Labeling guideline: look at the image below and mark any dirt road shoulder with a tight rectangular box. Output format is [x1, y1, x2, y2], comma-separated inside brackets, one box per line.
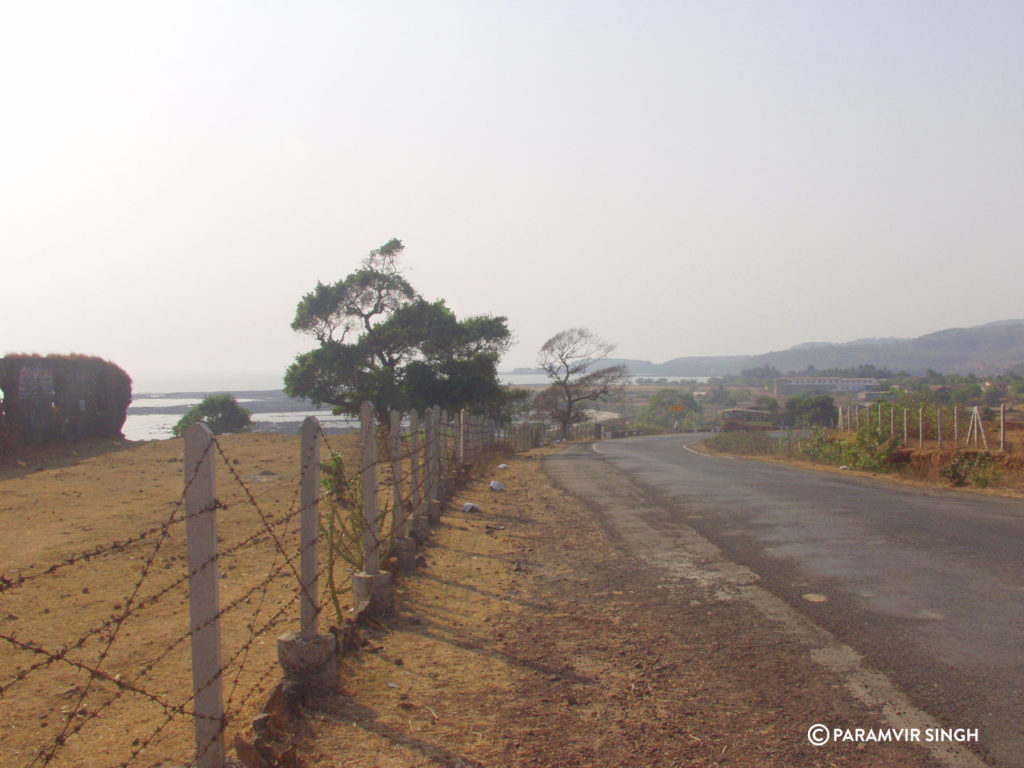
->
[299, 444, 950, 767]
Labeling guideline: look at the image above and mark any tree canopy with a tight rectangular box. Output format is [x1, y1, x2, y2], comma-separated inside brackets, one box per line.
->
[783, 394, 836, 428]
[173, 394, 252, 437]
[285, 240, 514, 420]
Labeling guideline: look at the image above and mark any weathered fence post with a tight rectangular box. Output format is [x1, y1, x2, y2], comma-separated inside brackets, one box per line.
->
[440, 408, 454, 500]
[954, 406, 959, 447]
[427, 405, 442, 523]
[299, 416, 320, 639]
[278, 417, 337, 697]
[460, 411, 468, 466]
[184, 423, 224, 768]
[391, 409, 416, 572]
[919, 408, 924, 449]
[352, 402, 393, 614]
[937, 407, 943, 449]
[409, 410, 428, 543]
[1001, 403, 1006, 452]
[902, 408, 908, 445]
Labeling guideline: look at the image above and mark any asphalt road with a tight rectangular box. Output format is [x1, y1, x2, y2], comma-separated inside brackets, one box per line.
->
[546, 435, 1024, 768]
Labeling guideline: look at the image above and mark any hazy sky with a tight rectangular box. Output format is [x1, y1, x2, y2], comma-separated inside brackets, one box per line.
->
[4, 1, 1022, 392]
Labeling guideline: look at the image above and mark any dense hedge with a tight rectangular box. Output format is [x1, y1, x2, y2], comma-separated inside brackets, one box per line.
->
[0, 354, 132, 453]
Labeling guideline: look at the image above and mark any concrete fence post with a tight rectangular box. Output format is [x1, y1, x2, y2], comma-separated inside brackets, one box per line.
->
[440, 408, 450, 486]
[353, 402, 393, 615]
[277, 416, 337, 698]
[919, 408, 924, 449]
[391, 409, 416, 572]
[408, 410, 428, 543]
[459, 408, 466, 466]
[184, 423, 225, 768]
[299, 416, 320, 640]
[937, 407, 943, 449]
[954, 406, 959, 447]
[1001, 403, 1006, 452]
[390, 410, 405, 538]
[426, 406, 442, 523]
[410, 410, 422, 513]
[361, 402, 380, 575]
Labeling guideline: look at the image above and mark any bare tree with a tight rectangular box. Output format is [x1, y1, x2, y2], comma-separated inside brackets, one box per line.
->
[536, 328, 627, 438]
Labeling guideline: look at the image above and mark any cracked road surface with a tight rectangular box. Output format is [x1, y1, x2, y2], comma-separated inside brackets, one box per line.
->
[545, 435, 1024, 768]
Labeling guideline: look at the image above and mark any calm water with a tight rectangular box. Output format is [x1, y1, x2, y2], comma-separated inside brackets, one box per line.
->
[123, 374, 710, 441]
[123, 393, 357, 441]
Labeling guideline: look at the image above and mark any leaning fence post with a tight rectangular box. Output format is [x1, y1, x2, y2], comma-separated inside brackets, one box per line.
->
[352, 402, 393, 615]
[184, 423, 224, 768]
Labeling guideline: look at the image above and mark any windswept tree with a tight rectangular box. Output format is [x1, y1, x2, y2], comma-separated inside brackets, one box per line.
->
[172, 394, 251, 437]
[285, 239, 514, 420]
[536, 328, 626, 438]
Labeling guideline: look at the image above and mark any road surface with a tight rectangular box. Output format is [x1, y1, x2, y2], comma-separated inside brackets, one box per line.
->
[545, 434, 1024, 768]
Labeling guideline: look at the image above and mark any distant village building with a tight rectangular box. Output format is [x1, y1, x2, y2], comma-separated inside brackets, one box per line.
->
[773, 377, 880, 396]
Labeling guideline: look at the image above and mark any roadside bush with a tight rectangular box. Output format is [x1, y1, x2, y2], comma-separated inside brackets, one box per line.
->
[172, 394, 252, 437]
[941, 451, 1000, 487]
[703, 431, 775, 455]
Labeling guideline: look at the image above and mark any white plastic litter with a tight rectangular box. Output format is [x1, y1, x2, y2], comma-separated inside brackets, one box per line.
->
[462, 503, 483, 513]
[498, 463, 510, 470]
[489, 480, 506, 491]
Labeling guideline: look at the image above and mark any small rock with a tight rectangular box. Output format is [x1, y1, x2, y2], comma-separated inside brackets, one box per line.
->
[498, 463, 510, 469]
[489, 481, 506, 491]
[462, 503, 483, 514]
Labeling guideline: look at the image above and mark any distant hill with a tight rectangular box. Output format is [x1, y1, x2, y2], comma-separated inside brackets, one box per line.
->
[510, 320, 1024, 379]
[736, 320, 1024, 375]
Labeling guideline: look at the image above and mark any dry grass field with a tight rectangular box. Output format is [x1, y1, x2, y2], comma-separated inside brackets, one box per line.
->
[1, 433, 359, 768]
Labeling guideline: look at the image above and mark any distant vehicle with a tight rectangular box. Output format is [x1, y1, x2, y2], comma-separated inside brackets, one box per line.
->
[720, 408, 774, 432]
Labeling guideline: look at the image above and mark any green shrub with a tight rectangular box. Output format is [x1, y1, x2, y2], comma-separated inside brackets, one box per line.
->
[172, 394, 251, 437]
[941, 451, 999, 487]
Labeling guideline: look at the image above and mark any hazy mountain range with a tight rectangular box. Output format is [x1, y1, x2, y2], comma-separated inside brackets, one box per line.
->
[512, 320, 1024, 378]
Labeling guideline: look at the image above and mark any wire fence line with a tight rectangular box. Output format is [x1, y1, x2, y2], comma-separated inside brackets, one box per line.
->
[837, 402, 1019, 452]
[0, 402, 515, 768]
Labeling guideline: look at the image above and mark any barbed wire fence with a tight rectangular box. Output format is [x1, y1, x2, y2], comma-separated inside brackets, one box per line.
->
[0, 402, 507, 768]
